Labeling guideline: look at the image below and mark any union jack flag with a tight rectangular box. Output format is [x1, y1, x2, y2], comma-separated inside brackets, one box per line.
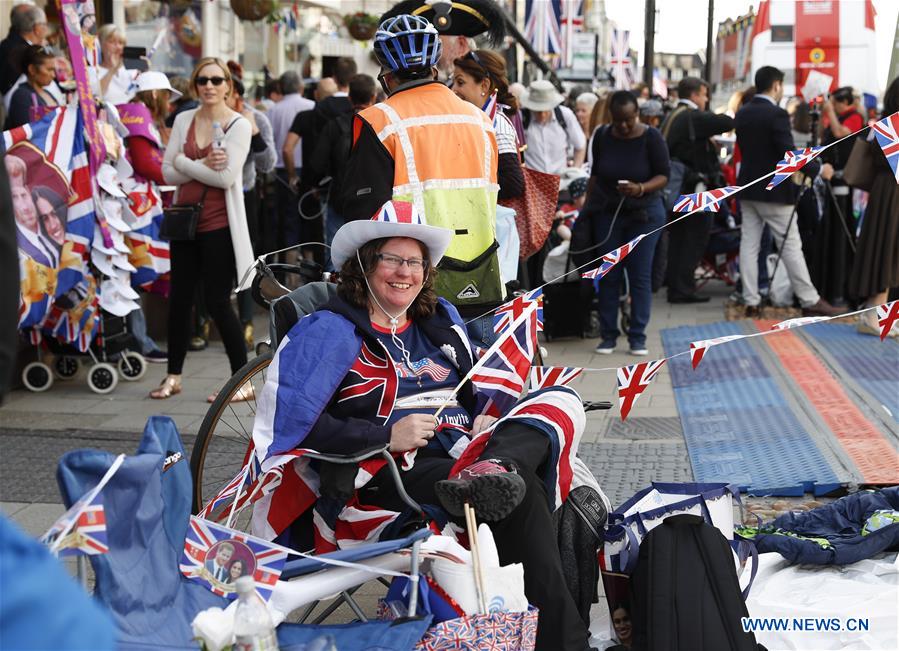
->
[198, 448, 261, 521]
[877, 300, 899, 340]
[871, 110, 899, 182]
[41, 494, 108, 557]
[482, 91, 499, 124]
[766, 147, 825, 190]
[617, 359, 666, 420]
[610, 28, 633, 90]
[559, 0, 583, 67]
[529, 366, 583, 390]
[337, 342, 398, 420]
[525, 0, 562, 57]
[673, 186, 741, 212]
[493, 288, 544, 335]
[180, 516, 287, 601]
[771, 316, 832, 331]
[581, 234, 646, 280]
[473, 303, 539, 418]
[689, 334, 746, 369]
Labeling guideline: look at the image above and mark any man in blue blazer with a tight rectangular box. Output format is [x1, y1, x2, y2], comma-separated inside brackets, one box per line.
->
[735, 66, 841, 317]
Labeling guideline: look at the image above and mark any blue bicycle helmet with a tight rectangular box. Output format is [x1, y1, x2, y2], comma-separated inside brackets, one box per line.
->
[373, 14, 442, 73]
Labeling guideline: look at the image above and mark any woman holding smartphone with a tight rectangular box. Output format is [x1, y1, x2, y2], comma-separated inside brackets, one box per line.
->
[153, 57, 253, 400]
[578, 90, 669, 356]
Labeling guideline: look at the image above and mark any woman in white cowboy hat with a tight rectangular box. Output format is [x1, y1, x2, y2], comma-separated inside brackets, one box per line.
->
[520, 79, 586, 174]
[252, 199, 593, 651]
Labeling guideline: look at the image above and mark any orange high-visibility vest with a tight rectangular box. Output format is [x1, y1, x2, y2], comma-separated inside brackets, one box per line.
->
[359, 83, 499, 264]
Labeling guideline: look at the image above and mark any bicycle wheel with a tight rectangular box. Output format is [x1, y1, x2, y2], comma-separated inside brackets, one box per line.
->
[190, 351, 273, 515]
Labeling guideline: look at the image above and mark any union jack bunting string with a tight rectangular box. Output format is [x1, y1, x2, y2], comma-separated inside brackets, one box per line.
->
[871, 110, 899, 182]
[877, 301, 899, 340]
[766, 146, 825, 190]
[41, 494, 108, 557]
[529, 366, 584, 390]
[617, 359, 667, 421]
[581, 234, 646, 280]
[689, 335, 747, 370]
[180, 516, 287, 601]
[472, 303, 539, 418]
[672, 186, 741, 212]
[493, 288, 544, 335]
[770, 316, 831, 331]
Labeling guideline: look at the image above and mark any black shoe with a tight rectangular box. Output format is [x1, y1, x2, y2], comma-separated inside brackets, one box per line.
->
[744, 305, 762, 318]
[435, 459, 526, 521]
[188, 336, 207, 352]
[668, 294, 711, 304]
[144, 350, 168, 363]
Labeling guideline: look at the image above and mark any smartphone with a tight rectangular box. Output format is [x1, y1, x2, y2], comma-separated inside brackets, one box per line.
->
[123, 46, 148, 72]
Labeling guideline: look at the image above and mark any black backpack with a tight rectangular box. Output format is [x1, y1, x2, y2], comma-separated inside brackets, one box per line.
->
[629, 515, 762, 651]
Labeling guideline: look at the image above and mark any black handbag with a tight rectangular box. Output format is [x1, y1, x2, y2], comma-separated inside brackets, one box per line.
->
[160, 183, 208, 241]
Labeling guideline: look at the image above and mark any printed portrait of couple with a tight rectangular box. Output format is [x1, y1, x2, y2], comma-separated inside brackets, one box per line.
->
[204, 539, 256, 588]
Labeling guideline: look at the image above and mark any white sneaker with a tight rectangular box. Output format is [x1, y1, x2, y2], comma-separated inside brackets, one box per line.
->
[595, 341, 615, 354]
[629, 347, 649, 356]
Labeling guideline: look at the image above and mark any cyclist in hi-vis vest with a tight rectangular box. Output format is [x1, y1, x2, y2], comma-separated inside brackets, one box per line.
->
[338, 15, 504, 345]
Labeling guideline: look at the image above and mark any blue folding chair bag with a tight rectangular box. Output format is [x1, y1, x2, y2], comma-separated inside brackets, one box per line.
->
[56, 416, 227, 649]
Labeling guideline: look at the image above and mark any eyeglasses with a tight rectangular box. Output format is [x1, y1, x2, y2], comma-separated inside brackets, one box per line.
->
[196, 76, 227, 87]
[376, 253, 427, 272]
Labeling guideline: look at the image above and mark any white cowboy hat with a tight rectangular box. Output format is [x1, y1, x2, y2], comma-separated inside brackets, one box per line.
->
[520, 79, 564, 112]
[134, 71, 182, 100]
[330, 200, 452, 269]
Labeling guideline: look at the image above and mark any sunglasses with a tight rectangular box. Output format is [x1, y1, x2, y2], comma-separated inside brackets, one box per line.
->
[466, 51, 494, 84]
[196, 76, 227, 87]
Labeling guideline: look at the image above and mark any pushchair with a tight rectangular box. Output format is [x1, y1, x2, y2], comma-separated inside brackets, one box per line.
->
[20, 310, 146, 395]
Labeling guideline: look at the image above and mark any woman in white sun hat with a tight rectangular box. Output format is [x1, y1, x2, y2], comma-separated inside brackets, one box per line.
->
[251, 199, 592, 651]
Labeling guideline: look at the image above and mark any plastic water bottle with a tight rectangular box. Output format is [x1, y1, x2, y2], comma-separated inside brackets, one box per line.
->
[233, 576, 279, 651]
[212, 121, 225, 150]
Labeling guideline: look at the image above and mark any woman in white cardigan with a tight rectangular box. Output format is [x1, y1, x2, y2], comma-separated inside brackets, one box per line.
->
[152, 57, 255, 400]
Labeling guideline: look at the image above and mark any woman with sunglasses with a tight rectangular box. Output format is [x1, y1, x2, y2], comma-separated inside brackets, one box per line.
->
[4, 45, 59, 130]
[451, 50, 524, 200]
[154, 57, 253, 400]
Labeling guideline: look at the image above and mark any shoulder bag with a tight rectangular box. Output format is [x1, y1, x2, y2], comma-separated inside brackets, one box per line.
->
[160, 116, 240, 241]
[841, 136, 876, 192]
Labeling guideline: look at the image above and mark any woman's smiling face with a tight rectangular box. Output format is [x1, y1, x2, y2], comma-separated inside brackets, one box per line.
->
[367, 237, 427, 317]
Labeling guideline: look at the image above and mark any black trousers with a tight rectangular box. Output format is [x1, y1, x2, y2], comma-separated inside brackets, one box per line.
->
[167, 228, 248, 375]
[666, 210, 712, 299]
[363, 423, 590, 651]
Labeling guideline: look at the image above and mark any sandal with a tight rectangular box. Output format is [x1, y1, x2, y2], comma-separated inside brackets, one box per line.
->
[150, 375, 182, 400]
[207, 382, 256, 404]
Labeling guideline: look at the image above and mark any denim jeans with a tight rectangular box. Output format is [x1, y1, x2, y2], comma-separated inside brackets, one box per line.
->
[591, 197, 665, 348]
[465, 313, 498, 351]
[127, 307, 160, 355]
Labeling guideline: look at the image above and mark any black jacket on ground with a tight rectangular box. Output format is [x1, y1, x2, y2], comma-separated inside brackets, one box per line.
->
[735, 95, 819, 204]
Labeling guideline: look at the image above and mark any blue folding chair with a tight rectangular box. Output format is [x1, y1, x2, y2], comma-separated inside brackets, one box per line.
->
[56, 415, 431, 650]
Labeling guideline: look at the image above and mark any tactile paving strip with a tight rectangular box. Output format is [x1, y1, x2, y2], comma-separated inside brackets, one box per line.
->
[758, 322, 899, 485]
[661, 323, 845, 495]
[801, 323, 899, 425]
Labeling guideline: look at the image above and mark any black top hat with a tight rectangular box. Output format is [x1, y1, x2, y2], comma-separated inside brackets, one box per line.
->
[380, 0, 507, 45]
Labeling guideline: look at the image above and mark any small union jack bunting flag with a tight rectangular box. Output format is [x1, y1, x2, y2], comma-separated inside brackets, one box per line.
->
[41, 494, 108, 557]
[181, 516, 287, 601]
[582, 235, 646, 280]
[672, 186, 741, 212]
[871, 110, 899, 183]
[689, 335, 746, 370]
[771, 316, 833, 331]
[198, 451, 260, 521]
[494, 288, 544, 335]
[766, 146, 825, 190]
[877, 301, 899, 340]
[529, 366, 584, 390]
[617, 359, 666, 420]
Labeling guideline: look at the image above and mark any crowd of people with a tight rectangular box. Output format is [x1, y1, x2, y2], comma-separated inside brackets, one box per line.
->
[2, 4, 898, 650]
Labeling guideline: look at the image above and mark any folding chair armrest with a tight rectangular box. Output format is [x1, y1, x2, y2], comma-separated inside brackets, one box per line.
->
[301, 444, 390, 464]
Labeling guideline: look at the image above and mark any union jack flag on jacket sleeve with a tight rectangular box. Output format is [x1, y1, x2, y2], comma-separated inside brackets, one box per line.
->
[581, 234, 646, 280]
[871, 110, 899, 182]
[766, 146, 825, 190]
[672, 185, 741, 212]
